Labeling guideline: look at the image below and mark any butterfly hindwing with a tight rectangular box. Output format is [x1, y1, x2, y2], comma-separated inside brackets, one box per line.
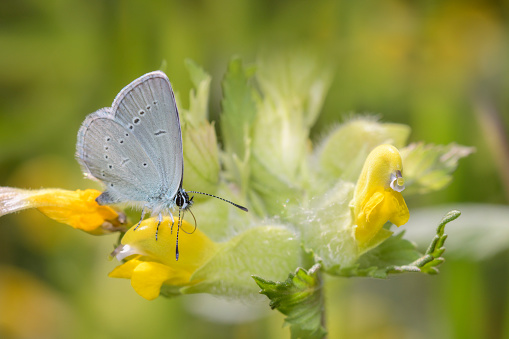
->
[76, 108, 161, 205]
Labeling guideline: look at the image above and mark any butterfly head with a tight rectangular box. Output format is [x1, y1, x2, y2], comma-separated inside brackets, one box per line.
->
[175, 188, 193, 211]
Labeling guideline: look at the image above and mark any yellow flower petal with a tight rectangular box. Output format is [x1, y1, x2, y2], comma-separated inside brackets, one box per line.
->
[131, 262, 176, 300]
[109, 217, 218, 299]
[0, 187, 123, 234]
[108, 257, 143, 279]
[351, 144, 410, 246]
[120, 217, 217, 270]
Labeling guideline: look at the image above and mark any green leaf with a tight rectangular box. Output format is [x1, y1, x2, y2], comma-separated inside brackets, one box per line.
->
[327, 210, 460, 278]
[326, 231, 422, 278]
[183, 59, 211, 124]
[248, 153, 303, 216]
[403, 204, 509, 260]
[220, 56, 257, 159]
[181, 225, 301, 298]
[400, 142, 474, 195]
[219, 57, 257, 199]
[179, 60, 219, 195]
[296, 181, 358, 270]
[181, 122, 220, 196]
[256, 53, 332, 128]
[248, 55, 332, 216]
[414, 210, 460, 274]
[253, 264, 327, 339]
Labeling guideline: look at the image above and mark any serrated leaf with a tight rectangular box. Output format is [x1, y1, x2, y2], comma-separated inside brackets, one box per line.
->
[416, 210, 460, 274]
[184, 59, 211, 124]
[249, 55, 333, 216]
[327, 211, 460, 278]
[253, 264, 327, 339]
[220, 57, 257, 159]
[400, 143, 474, 195]
[256, 53, 332, 128]
[178, 60, 219, 195]
[403, 204, 509, 260]
[358, 231, 422, 274]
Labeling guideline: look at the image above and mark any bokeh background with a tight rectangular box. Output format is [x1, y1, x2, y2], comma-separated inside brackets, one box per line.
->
[1, 1, 508, 338]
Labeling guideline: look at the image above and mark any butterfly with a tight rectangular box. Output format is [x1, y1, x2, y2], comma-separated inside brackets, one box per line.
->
[76, 71, 247, 260]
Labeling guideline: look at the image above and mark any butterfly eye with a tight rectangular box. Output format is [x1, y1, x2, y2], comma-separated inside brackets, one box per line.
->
[176, 193, 184, 207]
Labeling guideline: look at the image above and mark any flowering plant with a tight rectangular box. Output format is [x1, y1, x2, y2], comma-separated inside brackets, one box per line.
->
[0, 56, 472, 338]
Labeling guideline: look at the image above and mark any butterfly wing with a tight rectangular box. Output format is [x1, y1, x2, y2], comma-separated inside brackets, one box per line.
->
[76, 71, 184, 207]
[111, 71, 184, 197]
[76, 108, 162, 205]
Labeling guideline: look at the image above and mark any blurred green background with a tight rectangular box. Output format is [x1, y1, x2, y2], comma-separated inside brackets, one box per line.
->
[0, 1, 508, 338]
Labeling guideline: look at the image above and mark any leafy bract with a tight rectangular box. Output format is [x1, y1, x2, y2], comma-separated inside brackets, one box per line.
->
[182, 225, 301, 298]
[316, 117, 411, 183]
[253, 264, 326, 339]
[180, 60, 220, 195]
[327, 210, 460, 278]
[400, 143, 474, 195]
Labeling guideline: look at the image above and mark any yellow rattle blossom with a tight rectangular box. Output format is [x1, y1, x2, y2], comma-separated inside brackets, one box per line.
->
[351, 144, 410, 246]
[109, 218, 218, 300]
[0, 187, 123, 234]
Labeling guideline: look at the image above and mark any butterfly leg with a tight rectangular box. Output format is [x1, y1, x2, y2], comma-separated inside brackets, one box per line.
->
[133, 207, 147, 231]
[155, 213, 163, 241]
[169, 211, 175, 234]
[175, 209, 182, 261]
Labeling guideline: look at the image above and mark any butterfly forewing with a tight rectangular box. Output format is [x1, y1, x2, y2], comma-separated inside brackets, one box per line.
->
[111, 71, 184, 198]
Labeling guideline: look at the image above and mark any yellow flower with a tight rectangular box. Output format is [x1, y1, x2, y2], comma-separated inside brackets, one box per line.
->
[351, 144, 410, 247]
[109, 217, 218, 300]
[0, 187, 124, 234]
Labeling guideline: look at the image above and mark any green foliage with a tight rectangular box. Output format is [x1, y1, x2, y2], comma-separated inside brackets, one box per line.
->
[220, 57, 257, 160]
[401, 143, 475, 195]
[253, 264, 327, 339]
[327, 210, 460, 278]
[316, 118, 411, 183]
[219, 57, 258, 201]
[182, 226, 302, 298]
[179, 60, 220, 196]
[252, 211, 459, 338]
[183, 59, 211, 125]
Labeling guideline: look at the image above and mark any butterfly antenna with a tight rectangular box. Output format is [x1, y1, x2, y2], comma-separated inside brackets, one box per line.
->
[181, 209, 197, 235]
[187, 191, 248, 212]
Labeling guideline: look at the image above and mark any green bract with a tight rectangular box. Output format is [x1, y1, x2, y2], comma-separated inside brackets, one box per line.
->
[151, 56, 470, 299]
